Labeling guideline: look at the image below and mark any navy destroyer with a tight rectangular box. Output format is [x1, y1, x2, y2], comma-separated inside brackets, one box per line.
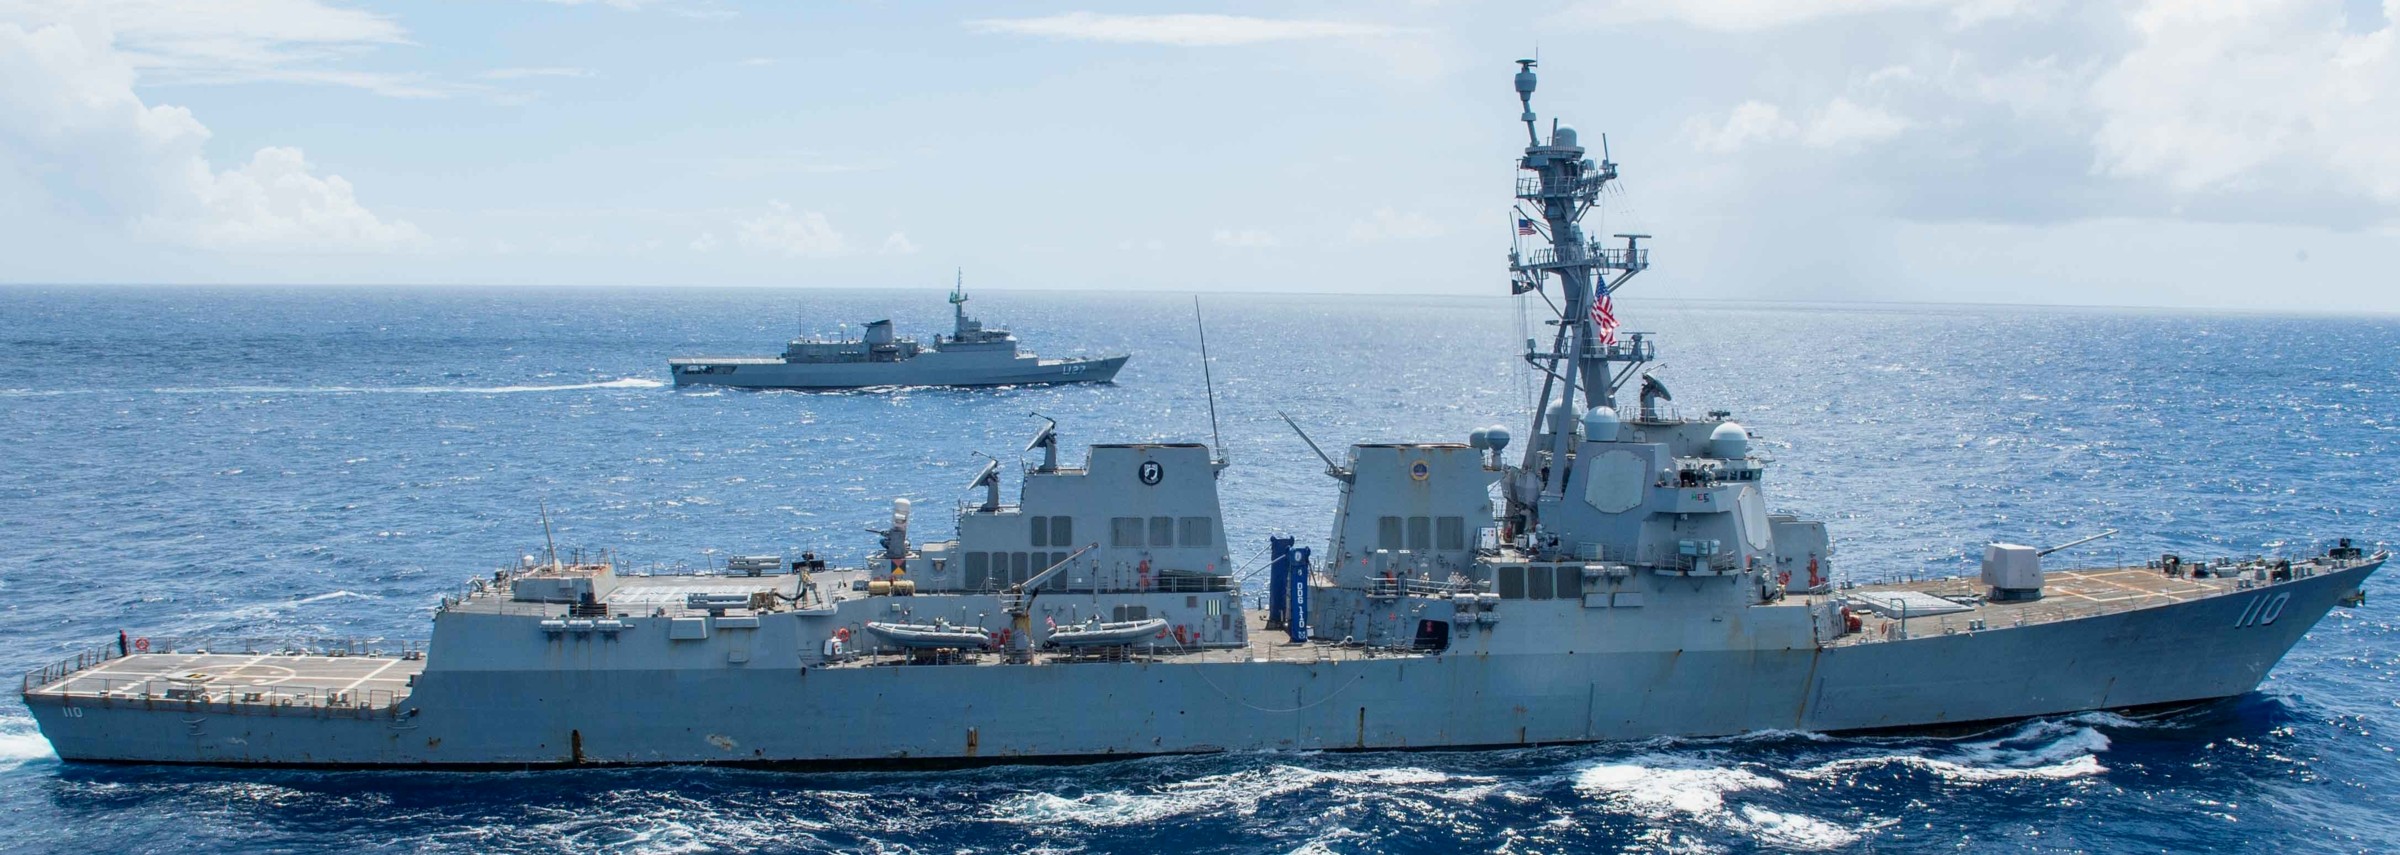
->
[20, 63, 2381, 768]
[669, 272, 1128, 389]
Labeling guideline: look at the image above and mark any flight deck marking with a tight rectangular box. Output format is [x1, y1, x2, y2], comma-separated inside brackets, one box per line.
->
[340, 658, 406, 693]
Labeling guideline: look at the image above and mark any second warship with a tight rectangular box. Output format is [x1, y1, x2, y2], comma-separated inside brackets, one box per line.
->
[670, 273, 1128, 389]
[21, 61, 2381, 768]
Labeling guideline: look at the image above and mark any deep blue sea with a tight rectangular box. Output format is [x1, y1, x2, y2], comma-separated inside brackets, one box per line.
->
[1, 285, 2395, 854]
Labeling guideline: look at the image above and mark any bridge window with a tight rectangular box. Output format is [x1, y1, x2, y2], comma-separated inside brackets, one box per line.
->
[1497, 565, 1526, 599]
[1051, 516, 1072, 547]
[1557, 567, 1581, 599]
[1030, 517, 1049, 547]
[1378, 516, 1403, 550]
[1528, 565, 1555, 600]
[1179, 517, 1213, 547]
[1408, 516, 1432, 551]
[1438, 517, 1466, 551]
[1150, 516, 1175, 547]
[1011, 552, 1030, 584]
[1111, 517, 1143, 547]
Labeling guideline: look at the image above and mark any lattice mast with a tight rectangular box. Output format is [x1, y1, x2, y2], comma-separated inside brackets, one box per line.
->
[1508, 60, 1653, 500]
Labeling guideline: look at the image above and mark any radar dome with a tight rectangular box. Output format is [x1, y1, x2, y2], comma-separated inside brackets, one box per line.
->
[1468, 428, 1492, 450]
[1555, 126, 1578, 148]
[1709, 422, 1750, 459]
[1485, 425, 1511, 454]
[892, 497, 912, 523]
[1582, 407, 1621, 442]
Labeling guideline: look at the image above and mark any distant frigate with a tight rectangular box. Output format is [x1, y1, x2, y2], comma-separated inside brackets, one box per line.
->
[669, 272, 1128, 389]
[21, 61, 2380, 768]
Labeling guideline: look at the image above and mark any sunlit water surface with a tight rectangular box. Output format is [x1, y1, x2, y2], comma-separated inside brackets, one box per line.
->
[1, 286, 2394, 854]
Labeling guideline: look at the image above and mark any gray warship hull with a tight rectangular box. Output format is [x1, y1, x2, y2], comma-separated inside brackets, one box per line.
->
[20, 61, 2382, 773]
[671, 274, 1129, 390]
[23, 561, 2374, 767]
[670, 353, 1126, 390]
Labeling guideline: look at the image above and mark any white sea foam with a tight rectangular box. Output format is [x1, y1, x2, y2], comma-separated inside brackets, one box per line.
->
[1572, 756, 1866, 852]
[1789, 719, 2114, 784]
[0, 719, 58, 770]
[1573, 757, 1781, 819]
[993, 764, 1489, 828]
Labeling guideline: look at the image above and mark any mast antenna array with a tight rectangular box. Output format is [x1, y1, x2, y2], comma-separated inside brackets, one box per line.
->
[1195, 297, 1225, 465]
[1504, 60, 1656, 506]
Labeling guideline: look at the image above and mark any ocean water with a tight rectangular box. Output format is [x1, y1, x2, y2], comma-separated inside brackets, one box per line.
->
[0, 285, 2395, 854]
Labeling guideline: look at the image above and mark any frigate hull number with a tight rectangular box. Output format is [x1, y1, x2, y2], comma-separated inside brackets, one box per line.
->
[2233, 592, 2291, 628]
[1138, 461, 1163, 485]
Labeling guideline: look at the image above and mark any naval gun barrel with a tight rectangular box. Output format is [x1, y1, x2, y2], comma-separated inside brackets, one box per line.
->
[2040, 529, 2119, 557]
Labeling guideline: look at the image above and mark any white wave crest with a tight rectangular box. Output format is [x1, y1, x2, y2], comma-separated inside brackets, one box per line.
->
[1573, 756, 1864, 851]
[0, 720, 58, 770]
[1574, 757, 1782, 818]
[992, 764, 1489, 828]
[1790, 719, 2114, 784]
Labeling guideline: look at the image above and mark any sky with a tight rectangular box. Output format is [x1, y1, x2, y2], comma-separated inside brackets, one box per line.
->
[1, 0, 2397, 311]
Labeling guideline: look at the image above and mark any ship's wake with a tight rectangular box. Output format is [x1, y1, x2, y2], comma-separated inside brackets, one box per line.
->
[0, 717, 57, 772]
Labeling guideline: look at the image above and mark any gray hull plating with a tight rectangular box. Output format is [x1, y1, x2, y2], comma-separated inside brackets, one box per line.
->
[671, 353, 1126, 390]
[26, 563, 2371, 767]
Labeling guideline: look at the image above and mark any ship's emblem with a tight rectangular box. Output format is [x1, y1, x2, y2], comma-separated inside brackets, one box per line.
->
[1409, 461, 1430, 481]
[1138, 461, 1164, 485]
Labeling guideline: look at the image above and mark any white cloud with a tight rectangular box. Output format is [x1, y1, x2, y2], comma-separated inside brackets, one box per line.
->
[967, 13, 1407, 46]
[480, 66, 597, 80]
[1562, 0, 2029, 32]
[0, 0, 455, 97]
[1210, 227, 1279, 248]
[734, 201, 847, 257]
[532, 0, 736, 20]
[2090, 0, 2400, 203]
[689, 231, 720, 252]
[1801, 97, 1912, 147]
[0, 18, 420, 251]
[1686, 98, 1908, 152]
[1345, 208, 1444, 243]
[1687, 101, 1796, 153]
[879, 231, 918, 255]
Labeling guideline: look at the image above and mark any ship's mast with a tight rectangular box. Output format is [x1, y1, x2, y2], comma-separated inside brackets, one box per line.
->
[949, 268, 969, 339]
[1508, 60, 1652, 502]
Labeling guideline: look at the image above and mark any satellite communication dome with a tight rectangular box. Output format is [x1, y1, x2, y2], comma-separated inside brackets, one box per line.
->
[1468, 428, 1492, 450]
[1582, 407, 1621, 442]
[1485, 425, 1511, 454]
[1555, 126, 1578, 148]
[1709, 422, 1750, 459]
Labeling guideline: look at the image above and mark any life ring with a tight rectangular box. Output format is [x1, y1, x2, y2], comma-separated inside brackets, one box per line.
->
[1155, 626, 1169, 639]
[834, 628, 851, 641]
[1173, 625, 1190, 645]
[132, 637, 150, 653]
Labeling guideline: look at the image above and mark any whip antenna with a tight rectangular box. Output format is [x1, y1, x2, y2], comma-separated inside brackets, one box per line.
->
[1194, 296, 1225, 465]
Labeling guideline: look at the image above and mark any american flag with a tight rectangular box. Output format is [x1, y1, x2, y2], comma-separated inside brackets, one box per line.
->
[1590, 288, 1618, 345]
[1517, 218, 1537, 236]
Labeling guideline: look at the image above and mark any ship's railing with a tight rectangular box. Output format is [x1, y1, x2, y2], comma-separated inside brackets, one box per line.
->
[140, 636, 424, 658]
[30, 675, 409, 717]
[1515, 173, 1607, 200]
[1367, 576, 1480, 598]
[1511, 243, 1648, 272]
[21, 644, 120, 694]
[22, 637, 425, 692]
